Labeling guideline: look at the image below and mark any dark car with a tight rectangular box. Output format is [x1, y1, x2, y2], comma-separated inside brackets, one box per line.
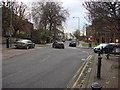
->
[103, 44, 115, 54]
[52, 41, 64, 49]
[105, 43, 120, 54]
[15, 39, 35, 49]
[69, 39, 77, 47]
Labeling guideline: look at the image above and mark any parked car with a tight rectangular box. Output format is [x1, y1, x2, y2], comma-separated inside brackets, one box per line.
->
[52, 41, 64, 49]
[93, 43, 108, 53]
[107, 43, 120, 54]
[15, 39, 35, 49]
[69, 39, 77, 47]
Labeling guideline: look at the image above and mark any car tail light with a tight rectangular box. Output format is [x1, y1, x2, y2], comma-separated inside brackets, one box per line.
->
[20, 43, 26, 45]
[55, 43, 59, 45]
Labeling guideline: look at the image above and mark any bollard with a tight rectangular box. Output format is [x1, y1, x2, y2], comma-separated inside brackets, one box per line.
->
[91, 82, 102, 90]
[106, 53, 110, 59]
[98, 50, 101, 56]
[6, 37, 9, 48]
[97, 56, 102, 79]
[89, 43, 92, 48]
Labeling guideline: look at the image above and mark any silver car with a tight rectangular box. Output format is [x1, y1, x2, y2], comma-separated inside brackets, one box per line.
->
[15, 39, 35, 49]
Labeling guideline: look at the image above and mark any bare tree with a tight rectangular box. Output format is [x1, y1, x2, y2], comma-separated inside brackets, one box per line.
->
[1, 1, 29, 36]
[12, 2, 28, 36]
[83, 2, 120, 42]
[32, 1, 69, 40]
[73, 29, 80, 39]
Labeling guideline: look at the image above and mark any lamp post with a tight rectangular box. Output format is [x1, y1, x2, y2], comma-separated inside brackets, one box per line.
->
[73, 17, 80, 44]
[73, 17, 80, 30]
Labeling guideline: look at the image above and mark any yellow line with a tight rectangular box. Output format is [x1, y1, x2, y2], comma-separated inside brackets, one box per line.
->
[66, 55, 93, 88]
[72, 55, 93, 88]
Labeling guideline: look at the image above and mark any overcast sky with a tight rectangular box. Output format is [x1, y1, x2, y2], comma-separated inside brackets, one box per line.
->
[61, 0, 89, 33]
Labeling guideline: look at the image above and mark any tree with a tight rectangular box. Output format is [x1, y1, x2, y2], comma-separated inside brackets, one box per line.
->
[12, 2, 28, 36]
[1, 1, 29, 37]
[32, 1, 69, 40]
[32, 29, 52, 44]
[73, 29, 80, 39]
[83, 2, 120, 42]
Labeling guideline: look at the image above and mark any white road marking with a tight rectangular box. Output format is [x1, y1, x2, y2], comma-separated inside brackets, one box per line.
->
[41, 55, 50, 62]
[81, 59, 86, 61]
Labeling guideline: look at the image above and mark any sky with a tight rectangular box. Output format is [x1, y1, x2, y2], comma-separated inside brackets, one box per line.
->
[61, 0, 89, 33]
[2, 0, 90, 33]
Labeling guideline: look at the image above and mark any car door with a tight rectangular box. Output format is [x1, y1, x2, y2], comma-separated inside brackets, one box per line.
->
[27, 40, 33, 48]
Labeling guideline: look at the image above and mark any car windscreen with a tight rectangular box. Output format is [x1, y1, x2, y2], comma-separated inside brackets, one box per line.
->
[71, 40, 76, 42]
[17, 40, 30, 43]
[57, 42, 64, 43]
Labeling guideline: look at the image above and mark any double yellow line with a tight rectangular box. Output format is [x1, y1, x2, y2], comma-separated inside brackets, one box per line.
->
[66, 55, 93, 89]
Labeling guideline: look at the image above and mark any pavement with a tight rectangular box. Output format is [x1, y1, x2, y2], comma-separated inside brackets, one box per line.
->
[1, 43, 52, 60]
[79, 50, 120, 89]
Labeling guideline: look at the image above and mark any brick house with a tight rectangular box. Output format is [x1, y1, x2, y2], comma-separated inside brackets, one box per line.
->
[86, 25, 119, 44]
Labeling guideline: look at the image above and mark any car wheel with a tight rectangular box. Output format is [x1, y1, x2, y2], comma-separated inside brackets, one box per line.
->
[52, 45, 54, 48]
[32, 45, 35, 48]
[94, 50, 97, 53]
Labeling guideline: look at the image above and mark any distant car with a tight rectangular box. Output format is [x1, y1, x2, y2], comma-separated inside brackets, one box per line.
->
[52, 41, 64, 49]
[62, 39, 65, 42]
[15, 39, 35, 49]
[69, 39, 77, 47]
[93, 43, 108, 53]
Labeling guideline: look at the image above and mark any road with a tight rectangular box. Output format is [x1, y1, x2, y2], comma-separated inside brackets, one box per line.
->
[2, 41, 93, 88]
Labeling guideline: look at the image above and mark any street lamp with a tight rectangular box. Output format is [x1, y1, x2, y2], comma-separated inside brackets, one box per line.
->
[73, 17, 80, 30]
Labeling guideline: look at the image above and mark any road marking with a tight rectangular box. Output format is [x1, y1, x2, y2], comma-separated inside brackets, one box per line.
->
[81, 59, 86, 61]
[41, 55, 50, 62]
[66, 55, 93, 88]
[72, 55, 93, 88]
[67, 47, 77, 49]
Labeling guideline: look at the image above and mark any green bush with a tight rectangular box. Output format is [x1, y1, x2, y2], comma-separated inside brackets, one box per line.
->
[16, 33, 30, 39]
[32, 29, 53, 44]
[82, 43, 98, 47]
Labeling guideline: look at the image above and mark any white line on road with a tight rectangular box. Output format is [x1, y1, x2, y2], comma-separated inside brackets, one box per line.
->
[81, 59, 86, 61]
[41, 55, 51, 62]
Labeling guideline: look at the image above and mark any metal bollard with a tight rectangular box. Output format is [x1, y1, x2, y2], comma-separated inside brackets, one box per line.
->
[106, 53, 110, 59]
[97, 56, 102, 79]
[98, 50, 101, 56]
[6, 37, 9, 48]
[91, 82, 102, 90]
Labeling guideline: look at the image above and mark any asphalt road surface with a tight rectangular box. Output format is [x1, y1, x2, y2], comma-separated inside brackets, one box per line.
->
[2, 41, 93, 88]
